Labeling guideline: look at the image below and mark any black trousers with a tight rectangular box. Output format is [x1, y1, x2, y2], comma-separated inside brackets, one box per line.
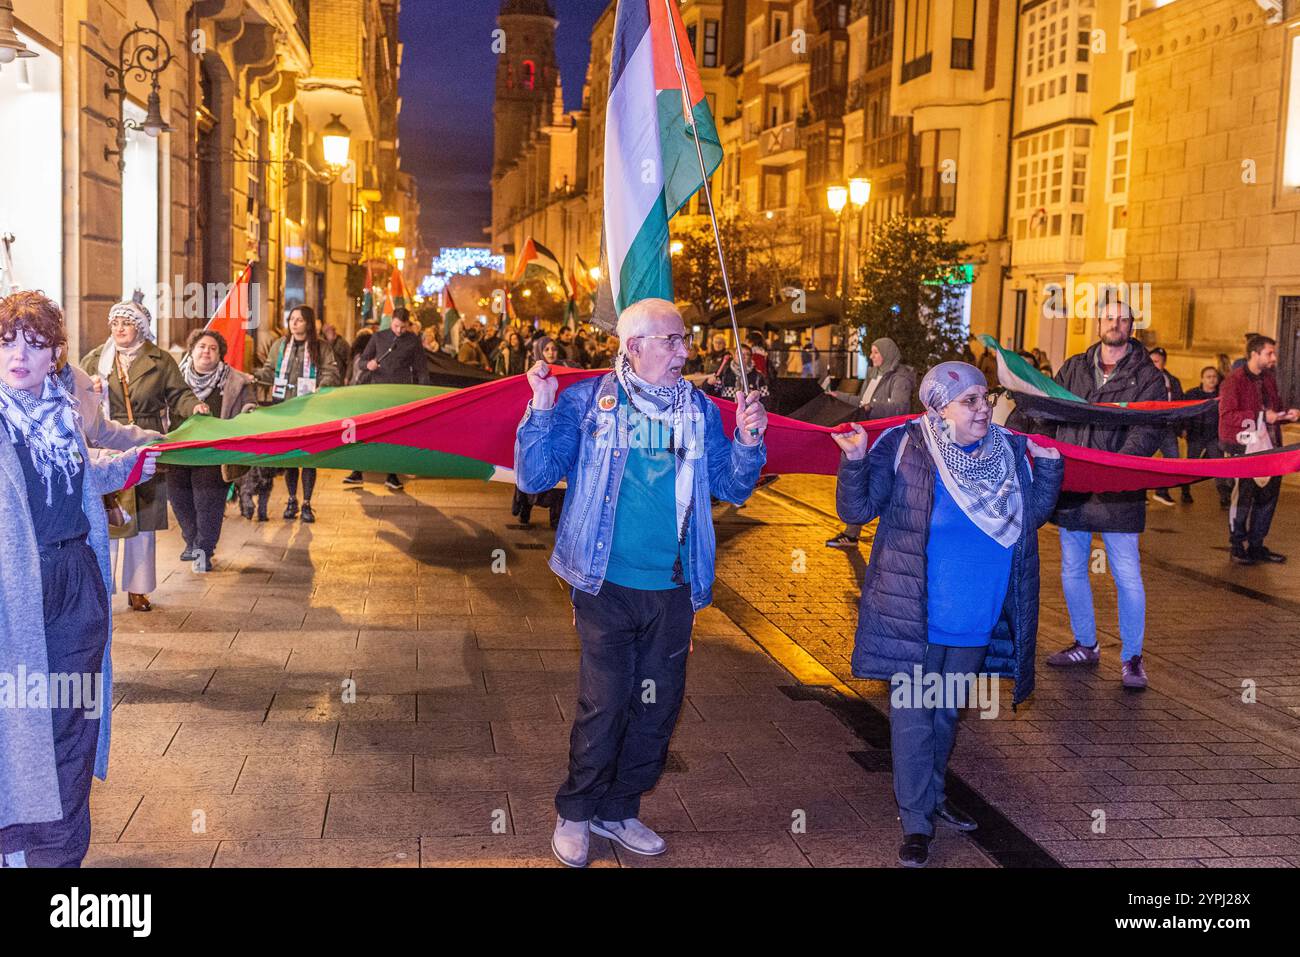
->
[166, 465, 228, 558]
[284, 468, 316, 501]
[555, 581, 694, 822]
[0, 540, 109, 867]
[1228, 472, 1282, 549]
[1186, 436, 1232, 504]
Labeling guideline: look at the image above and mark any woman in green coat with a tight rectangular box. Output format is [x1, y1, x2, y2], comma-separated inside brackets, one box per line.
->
[81, 301, 202, 611]
[253, 305, 341, 523]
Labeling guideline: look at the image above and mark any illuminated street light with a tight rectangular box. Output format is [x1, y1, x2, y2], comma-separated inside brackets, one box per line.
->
[321, 114, 351, 170]
[826, 184, 848, 215]
[849, 176, 872, 207]
[384, 214, 401, 235]
[670, 239, 684, 256]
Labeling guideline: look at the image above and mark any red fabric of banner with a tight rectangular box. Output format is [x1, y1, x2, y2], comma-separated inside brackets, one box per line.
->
[120, 368, 1300, 494]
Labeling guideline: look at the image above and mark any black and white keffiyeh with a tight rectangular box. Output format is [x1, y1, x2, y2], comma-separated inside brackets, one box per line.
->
[613, 350, 697, 545]
[0, 369, 83, 504]
[180, 354, 230, 402]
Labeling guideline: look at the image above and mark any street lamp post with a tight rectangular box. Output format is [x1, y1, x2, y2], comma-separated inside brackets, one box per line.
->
[102, 24, 175, 171]
[827, 175, 871, 376]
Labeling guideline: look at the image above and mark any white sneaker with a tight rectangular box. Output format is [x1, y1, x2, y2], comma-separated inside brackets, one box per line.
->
[590, 817, 668, 856]
[551, 816, 589, 868]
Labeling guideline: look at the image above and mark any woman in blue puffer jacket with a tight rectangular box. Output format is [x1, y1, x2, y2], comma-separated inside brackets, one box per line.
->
[834, 361, 1063, 868]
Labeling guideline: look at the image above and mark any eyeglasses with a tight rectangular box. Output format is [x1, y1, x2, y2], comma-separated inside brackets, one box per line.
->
[956, 391, 1000, 410]
[108, 319, 136, 330]
[635, 334, 688, 349]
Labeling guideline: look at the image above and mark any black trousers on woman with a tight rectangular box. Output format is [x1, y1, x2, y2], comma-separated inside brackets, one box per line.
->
[166, 465, 229, 560]
[0, 540, 109, 867]
[284, 467, 316, 501]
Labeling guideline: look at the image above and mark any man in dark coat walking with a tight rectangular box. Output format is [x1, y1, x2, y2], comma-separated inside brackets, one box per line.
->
[1043, 301, 1166, 689]
[1148, 347, 1186, 505]
[344, 307, 429, 490]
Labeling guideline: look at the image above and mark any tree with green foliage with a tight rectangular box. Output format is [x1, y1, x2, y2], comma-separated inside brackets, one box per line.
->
[846, 215, 970, 372]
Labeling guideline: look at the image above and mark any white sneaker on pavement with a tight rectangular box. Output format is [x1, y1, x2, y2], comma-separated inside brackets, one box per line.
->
[551, 816, 590, 868]
[590, 817, 668, 856]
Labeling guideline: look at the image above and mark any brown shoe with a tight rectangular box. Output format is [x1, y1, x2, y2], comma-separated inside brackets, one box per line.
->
[128, 592, 153, 612]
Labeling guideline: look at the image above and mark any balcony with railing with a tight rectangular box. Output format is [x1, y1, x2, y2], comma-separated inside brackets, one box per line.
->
[759, 38, 811, 85]
[757, 120, 804, 166]
[1011, 233, 1087, 268]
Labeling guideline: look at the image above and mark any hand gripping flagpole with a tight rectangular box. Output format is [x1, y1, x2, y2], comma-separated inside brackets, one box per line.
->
[661, 0, 759, 436]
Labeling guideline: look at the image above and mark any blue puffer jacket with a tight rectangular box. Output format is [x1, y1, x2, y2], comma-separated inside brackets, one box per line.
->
[837, 419, 1064, 706]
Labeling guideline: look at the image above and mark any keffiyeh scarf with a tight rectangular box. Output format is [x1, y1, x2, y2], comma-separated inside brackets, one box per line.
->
[613, 350, 697, 546]
[919, 412, 1023, 547]
[180, 354, 230, 402]
[0, 370, 83, 504]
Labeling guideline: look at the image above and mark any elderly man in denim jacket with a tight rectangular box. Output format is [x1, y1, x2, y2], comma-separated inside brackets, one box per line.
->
[515, 298, 768, 867]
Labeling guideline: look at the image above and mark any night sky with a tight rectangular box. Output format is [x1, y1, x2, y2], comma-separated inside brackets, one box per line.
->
[398, 0, 612, 256]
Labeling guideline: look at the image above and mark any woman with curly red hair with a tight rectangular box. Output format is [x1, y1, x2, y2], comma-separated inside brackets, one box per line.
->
[0, 291, 159, 866]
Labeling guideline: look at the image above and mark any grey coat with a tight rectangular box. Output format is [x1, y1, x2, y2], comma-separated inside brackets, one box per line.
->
[0, 425, 136, 828]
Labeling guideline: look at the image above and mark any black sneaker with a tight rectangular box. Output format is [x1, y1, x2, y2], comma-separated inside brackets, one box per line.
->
[385, 474, 404, 491]
[898, 833, 931, 868]
[825, 532, 860, 549]
[342, 471, 364, 485]
[300, 502, 316, 524]
[1151, 489, 1175, 506]
[1180, 488, 1194, 504]
[180, 547, 197, 562]
[1248, 545, 1286, 564]
[1230, 545, 1256, 565]
[283, 497, 299, 520]
[934, 801, 978, 832]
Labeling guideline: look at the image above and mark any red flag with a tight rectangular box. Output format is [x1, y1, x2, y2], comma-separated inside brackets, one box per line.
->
[205, 263, 253, 372]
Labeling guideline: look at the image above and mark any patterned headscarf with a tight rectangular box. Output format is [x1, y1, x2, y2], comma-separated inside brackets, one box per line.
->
[96, 301, 155, 415]
[917, 360, 1023, 547]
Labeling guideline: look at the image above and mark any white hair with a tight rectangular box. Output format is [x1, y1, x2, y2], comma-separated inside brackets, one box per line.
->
[615, 297, 680, 347]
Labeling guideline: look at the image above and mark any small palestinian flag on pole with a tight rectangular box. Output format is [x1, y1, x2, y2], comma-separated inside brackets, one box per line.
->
[361, 260, 375, 323]
[381, 264, 408, 330]
[512, 237, 566, 286]
[442, 284, 461, 343]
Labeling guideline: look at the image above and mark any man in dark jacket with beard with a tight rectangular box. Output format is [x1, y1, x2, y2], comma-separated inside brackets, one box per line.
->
[1043, 300, 1166, 690]
[343, 307, 430, 490]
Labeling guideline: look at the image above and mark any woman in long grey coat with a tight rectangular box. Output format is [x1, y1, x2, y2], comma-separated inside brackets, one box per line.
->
[80, 301, 202, 610]
[0, 291, 160, 866]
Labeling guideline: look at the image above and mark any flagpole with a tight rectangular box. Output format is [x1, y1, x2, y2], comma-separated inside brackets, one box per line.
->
[660, 0, 754, 406]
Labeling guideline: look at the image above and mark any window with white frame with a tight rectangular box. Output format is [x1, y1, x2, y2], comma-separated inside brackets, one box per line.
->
[1022, 0, 1092, 109]
[1013, 125, 1090, 242]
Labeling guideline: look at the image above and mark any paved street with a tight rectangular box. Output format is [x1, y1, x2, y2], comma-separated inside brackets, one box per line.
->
[86, 470, 1300, 868]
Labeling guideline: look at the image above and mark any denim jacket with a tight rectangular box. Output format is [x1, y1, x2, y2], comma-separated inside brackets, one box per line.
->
[514, 372, 766, 611]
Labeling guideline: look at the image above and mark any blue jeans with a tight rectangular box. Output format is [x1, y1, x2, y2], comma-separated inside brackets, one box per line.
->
[889, 643, 988, 837]
[1058, 528, 1146, 660]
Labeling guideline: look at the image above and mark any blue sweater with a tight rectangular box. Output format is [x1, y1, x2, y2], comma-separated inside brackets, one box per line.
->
[925, 445, 1014, 647]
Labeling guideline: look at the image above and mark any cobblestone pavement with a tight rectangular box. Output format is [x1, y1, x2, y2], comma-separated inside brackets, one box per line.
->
[714, 476, 1300, 867]
[86, 475, 993, 868]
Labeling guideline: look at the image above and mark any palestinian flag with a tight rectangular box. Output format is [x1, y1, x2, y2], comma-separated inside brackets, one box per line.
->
[117, 370, 1300, 497]
[605, 0, 722, 313]
[442, 285, 461, 342]
[512, 238, 565, 288]
[978, 334, 1217, 425]
[361, 260, 375, 322]
[380, 266, 408, 331]
[205, 262, 253, 373]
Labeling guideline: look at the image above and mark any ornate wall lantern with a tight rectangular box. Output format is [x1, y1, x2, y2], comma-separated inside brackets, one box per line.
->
[103, 25, 175, 171]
